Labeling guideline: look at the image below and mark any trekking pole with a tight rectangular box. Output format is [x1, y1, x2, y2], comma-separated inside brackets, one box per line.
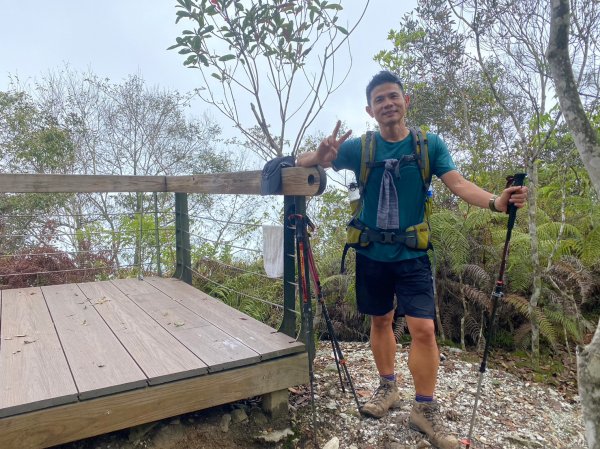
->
[462, 173, 527, 449]
[303, 221, 361, 412]
[291, 213, 319, 449]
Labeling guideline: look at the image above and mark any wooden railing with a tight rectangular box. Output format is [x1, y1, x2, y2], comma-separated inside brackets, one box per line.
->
[0, 168, 326, 195]
[0, 167, 327, 342]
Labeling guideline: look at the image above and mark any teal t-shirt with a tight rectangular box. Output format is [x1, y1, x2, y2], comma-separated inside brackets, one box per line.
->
[332, 131, 457, 262]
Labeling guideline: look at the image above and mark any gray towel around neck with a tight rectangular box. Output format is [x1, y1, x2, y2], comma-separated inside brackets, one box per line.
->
[376, 159, 400, 229]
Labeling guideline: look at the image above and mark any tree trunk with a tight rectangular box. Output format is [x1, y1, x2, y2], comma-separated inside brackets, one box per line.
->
[547, 2, 600, 447]
[526, 157, 541, 368]
[547, 0, 600, 196]
[578, 322, 600, 449]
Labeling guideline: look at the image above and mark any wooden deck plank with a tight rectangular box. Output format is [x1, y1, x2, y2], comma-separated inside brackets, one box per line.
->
[113, 278, 262, 371]
[143, 277, 304, 360]
[76, 280, 208, 385]
[41, 284, 147, 400]
[0, 352, 308, 449]
[0, 288, 78, 418]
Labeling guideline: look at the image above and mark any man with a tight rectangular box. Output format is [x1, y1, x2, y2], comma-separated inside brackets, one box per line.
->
[297, 71, 528, 449]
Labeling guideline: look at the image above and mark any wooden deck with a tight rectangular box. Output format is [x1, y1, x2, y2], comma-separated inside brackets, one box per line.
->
[0, 277, 307, 449]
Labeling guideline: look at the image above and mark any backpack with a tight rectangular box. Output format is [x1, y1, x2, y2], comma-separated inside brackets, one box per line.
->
[340, 127, 433, 273]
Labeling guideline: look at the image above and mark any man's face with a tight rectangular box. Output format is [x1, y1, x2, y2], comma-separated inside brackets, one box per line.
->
[366, 82, 410, 126]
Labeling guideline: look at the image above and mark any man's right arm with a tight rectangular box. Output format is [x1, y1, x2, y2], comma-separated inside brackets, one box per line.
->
[296, 151, 331, 168]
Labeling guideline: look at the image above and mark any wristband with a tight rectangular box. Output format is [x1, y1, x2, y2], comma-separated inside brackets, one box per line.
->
[488, 196, 501, 213]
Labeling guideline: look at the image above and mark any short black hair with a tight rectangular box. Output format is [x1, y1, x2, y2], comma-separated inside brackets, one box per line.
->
[366, 71, 404, 106]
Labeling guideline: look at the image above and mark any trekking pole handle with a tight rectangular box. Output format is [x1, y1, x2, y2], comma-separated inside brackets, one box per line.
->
[506, 172, 526, 210]
[504, 173, 527, 236]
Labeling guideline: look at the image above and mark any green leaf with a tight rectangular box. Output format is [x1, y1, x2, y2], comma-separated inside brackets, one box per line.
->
[211, 73, 222, 80]
[192, 36, 201, 51]
[175, 10, 191, 23]
[218, 54, 236, 62]
[336, 25, 348, 35]
[184, 54, 198, 66]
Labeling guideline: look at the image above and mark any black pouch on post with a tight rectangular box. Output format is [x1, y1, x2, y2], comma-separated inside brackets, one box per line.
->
[260, 156, 295, 195]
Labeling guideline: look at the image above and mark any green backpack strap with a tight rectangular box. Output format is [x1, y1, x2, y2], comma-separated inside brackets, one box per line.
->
[359, 131, 376, 197]
[409, 127, 430, 190]
[410, 127, 432, 222]
[341, 132, 376, 274]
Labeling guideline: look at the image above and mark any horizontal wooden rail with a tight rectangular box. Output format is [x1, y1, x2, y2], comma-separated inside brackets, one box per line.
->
[0, 166, 327, 196]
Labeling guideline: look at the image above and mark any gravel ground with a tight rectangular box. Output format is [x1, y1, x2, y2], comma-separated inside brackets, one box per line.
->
[288, 342, 586, 449]
[56, 341, 585, 449]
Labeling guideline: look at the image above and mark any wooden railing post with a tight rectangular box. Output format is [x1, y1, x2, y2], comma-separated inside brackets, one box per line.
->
[174, 193, 192, 285]
[153, 192, 162, 276]
[279, 195, 296, 337]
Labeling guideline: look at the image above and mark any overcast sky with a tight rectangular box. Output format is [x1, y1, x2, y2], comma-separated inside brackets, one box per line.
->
[0, 1, 418, 145]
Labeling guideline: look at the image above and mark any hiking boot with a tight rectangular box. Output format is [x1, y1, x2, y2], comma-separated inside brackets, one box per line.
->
[359, 378, 401, 418]
[409, 400, 460, 449]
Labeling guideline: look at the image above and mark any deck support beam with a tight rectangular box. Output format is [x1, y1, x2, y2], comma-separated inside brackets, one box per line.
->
[0, 353, 307, 449]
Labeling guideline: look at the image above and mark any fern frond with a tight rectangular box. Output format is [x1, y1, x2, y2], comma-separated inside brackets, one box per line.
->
[532, 307, 558, 347]
[430, 214, 470, 272]
[464, 314, 482, 344]
[504, 294, 530, 317]
[462, 264, 491, 289]
[461, 283, 492, 311]
[464, 208, 494, 232]
[582, 226, 600, 267]
[537, 222, 583, 241]
[544, 308, 583, 343]
[393, 316, 407, 342]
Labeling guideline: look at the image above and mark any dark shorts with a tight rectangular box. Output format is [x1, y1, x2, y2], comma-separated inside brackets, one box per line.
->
[355, 253, 435, 319]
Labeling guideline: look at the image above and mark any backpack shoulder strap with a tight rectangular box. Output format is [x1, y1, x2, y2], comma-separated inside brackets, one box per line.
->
[410, 127, 431, 192]
[359, 131, 376, 193]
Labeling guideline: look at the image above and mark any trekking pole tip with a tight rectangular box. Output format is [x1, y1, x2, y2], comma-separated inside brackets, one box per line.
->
[459, 437, 472, 448]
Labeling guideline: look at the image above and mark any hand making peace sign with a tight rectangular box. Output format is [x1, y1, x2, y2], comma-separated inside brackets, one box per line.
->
[316, 120, 352, 166]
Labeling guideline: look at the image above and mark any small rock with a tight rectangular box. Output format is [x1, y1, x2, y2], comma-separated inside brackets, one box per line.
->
[255, 428, 294, 443]
[325, 400, 338, 410]
[231, 408, 248, 423]
[219, 413, 231, 432]
[322, 436, 340, 449]
[249, 408, 268, 426]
